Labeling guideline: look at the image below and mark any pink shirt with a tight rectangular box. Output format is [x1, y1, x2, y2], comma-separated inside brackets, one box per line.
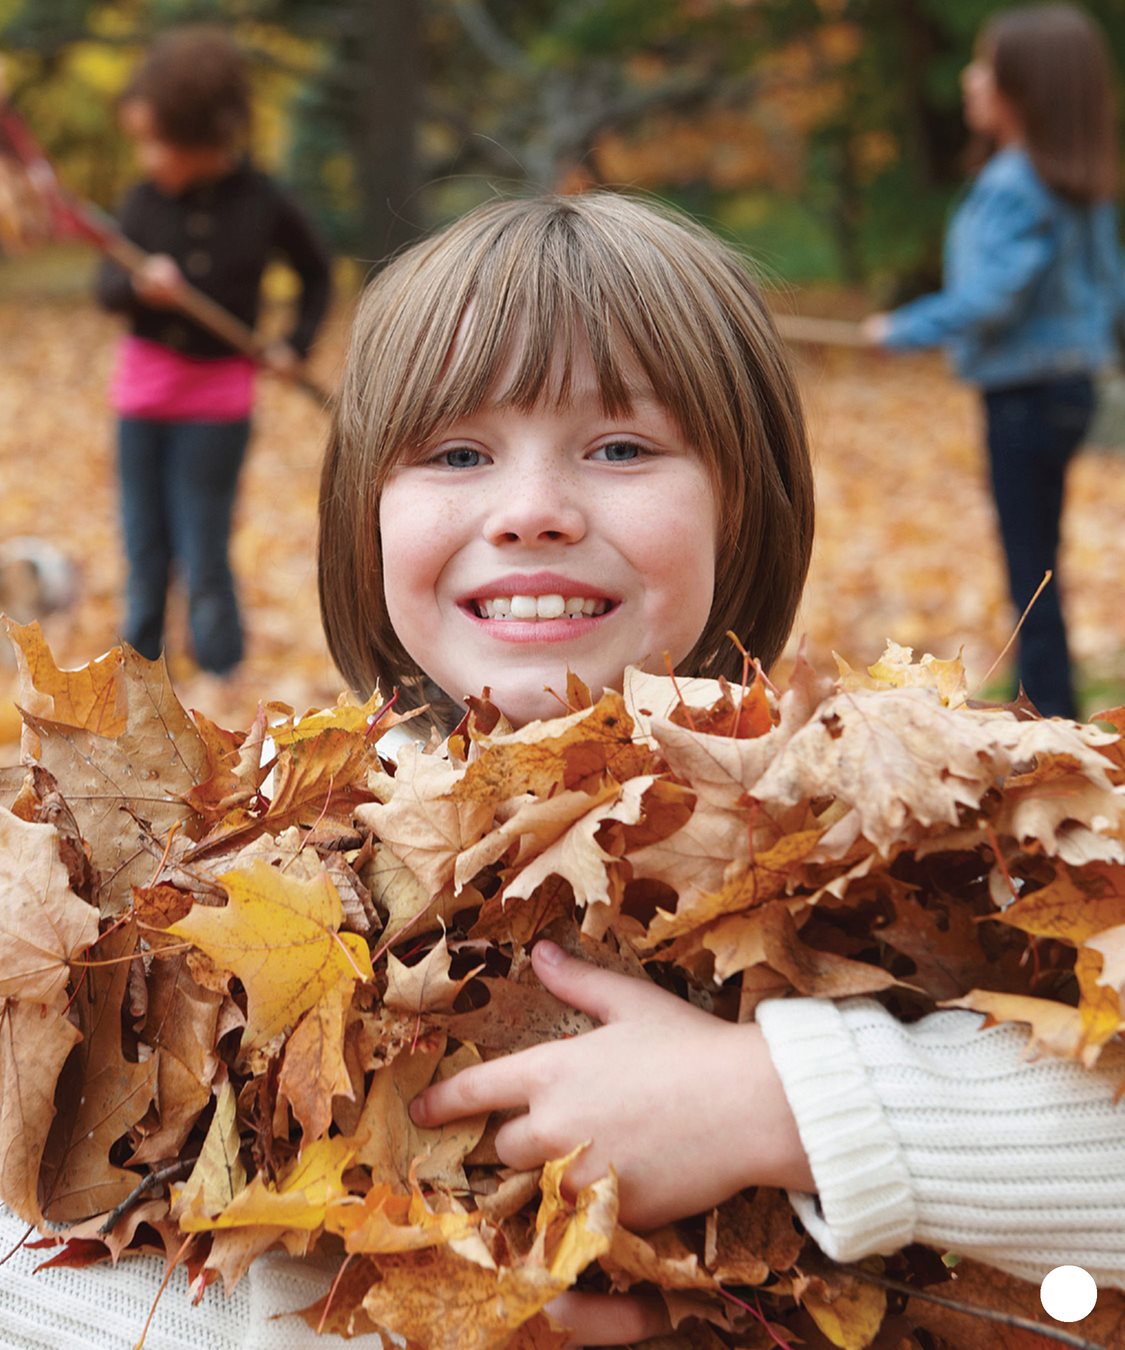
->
[111, 336, 256, 421]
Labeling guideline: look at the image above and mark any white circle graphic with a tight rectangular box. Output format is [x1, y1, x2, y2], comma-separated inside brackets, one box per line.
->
[1039, 1265, 1097, 1322]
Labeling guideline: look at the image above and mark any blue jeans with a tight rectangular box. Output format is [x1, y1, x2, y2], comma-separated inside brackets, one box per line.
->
[117, 417, 250, 675]
[983, 376, 1094, 720]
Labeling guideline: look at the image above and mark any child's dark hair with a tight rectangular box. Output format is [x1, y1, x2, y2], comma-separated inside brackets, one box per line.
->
[319, 192, 815, 715]
[121, 26, 251, 150]
[980, 3, 1117, 201]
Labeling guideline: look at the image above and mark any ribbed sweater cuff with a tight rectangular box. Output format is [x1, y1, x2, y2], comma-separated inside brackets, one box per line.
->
[755, 997, 917, 1261]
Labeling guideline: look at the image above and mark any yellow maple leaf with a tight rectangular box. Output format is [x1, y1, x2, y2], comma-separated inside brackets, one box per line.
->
[167, 859, 373, 1051]
[186, 1135, 353, 1231]
[325, 1178, 479, 1254]
[944, 989, 1107, 1067]
[801, 1266, 886, 1350]
[835, 640, 967, 708]
[172, 1080, 247, 1226]
[5, 617, 127, 736]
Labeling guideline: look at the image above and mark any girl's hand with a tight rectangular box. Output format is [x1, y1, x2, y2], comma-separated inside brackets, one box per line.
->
[132, 253, 187, 308]
[545, 1290, 671, 1347]
[860, 312, 891, 345]
[260, 340, 303, 380]
[409, 941, 814, 1231]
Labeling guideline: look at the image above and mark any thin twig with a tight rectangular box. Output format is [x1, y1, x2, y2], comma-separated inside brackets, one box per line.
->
[973, 570, 1053, 697]
[0, 1221, 33, 1268]
[842, 1266, 1108, 1350]
[134, 1233, 193, 1350]
[317, 1252, 357, 1335]
[97, 1158, 197, 1236]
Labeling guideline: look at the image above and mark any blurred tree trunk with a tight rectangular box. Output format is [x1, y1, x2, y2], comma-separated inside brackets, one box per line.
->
[342, 0, 423, 265]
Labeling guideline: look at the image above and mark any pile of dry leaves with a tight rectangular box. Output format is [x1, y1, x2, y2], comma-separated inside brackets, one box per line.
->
[1, 618, 1123, 1350]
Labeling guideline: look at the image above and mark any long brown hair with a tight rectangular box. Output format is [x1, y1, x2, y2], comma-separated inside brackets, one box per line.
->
[319, 192, 814, 715]
[981, 3, 1117, 201]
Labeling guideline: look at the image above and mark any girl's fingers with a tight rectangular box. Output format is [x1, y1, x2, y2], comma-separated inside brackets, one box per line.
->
[531, 941, 689, 1025]
[490, 1112, 571, 1174]
[546, 1290, 672, 1346]
[409, 1049, 534, 1126]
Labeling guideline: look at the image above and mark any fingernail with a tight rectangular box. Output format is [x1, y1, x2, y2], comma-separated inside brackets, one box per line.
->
[535, 939, 564, 966]
[408, 1095, 430, 1126]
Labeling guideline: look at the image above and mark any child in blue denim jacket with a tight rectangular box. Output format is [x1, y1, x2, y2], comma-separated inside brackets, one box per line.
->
[864, 3, 1124, 720]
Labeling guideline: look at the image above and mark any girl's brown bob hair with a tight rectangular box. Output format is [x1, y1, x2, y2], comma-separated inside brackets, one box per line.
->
[319, 192, 814, 714]
[981, 3, 1117, 201]
[121, 26, 251, 150]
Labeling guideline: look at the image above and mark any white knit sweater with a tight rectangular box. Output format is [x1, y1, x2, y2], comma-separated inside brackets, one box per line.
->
[3, 996, 1123, 1346]
[756, 997, 1125, 1290]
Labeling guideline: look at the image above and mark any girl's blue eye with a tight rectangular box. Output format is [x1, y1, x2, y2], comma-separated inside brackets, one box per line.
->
[593, 440, 643, 462]
[439, 446, 486, 468]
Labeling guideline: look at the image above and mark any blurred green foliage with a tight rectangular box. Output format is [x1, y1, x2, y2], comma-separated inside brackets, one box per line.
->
[3, 0, 1125, 287]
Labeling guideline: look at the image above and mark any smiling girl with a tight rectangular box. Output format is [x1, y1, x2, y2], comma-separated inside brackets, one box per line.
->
[2, 191, 1122, 1349]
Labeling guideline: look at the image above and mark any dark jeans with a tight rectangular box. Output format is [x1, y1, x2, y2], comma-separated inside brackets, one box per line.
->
[118, 416, 250, 675]
[983, 375, 1094, 720]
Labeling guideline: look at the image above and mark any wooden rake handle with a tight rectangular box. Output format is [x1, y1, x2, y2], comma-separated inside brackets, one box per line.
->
[773, 314, 870, 347]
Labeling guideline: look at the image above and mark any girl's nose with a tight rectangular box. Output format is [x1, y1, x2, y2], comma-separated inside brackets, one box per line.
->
[481, 467, 587, 546]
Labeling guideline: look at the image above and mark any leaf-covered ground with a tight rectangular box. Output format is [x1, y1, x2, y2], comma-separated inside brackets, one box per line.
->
[3, 291, 1125, 758]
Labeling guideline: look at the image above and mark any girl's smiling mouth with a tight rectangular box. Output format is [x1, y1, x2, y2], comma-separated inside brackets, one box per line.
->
[457, 572, 619, 636]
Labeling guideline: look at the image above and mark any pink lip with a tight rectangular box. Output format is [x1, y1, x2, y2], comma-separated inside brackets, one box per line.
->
[457, 571, 617, 605]
[461, 609, 614, 644]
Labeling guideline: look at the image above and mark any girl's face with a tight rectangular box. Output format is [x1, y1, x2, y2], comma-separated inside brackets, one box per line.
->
[378, 344, 718, 727]
[961, 56, 1021, 142]
[119, 97, 233, 195]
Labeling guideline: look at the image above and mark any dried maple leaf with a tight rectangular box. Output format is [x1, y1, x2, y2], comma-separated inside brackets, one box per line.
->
[325, 1176, 480, 1254]
[453, 781, 622, 893]
[435, 974, 598, 1054]
[643, 831, 823, 948]
[358, 746, 493, 894]
[0, 809, 98, 1002]
[704, 1187, 804, 1285]
[361, 1163, 617, 1350]
[601, 1223, 718, 1291]
[0, 996, 82, 1226]
[451, 693, 649, 802]
[351, 1032, 487, 1191]
[503, 776, 654, 916]
[751, 688, 1004, 856]
[16, 644, 209, 915]
[385, 933, 478, 1014]
[130, 949, 222, 1164]
[759, 904, 901, 999]
[166, 859, 373, 1052]
[278, 978, 356, 1142]
[39, 922, 159, 1222]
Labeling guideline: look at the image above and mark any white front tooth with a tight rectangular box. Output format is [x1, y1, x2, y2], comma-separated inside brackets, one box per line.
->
[510, 595, 538, 620]
[537, 593, 566, 619]
[564, 597, 584, 616]
[581, 599, 597, 616]
[492, 597, 511, 618]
